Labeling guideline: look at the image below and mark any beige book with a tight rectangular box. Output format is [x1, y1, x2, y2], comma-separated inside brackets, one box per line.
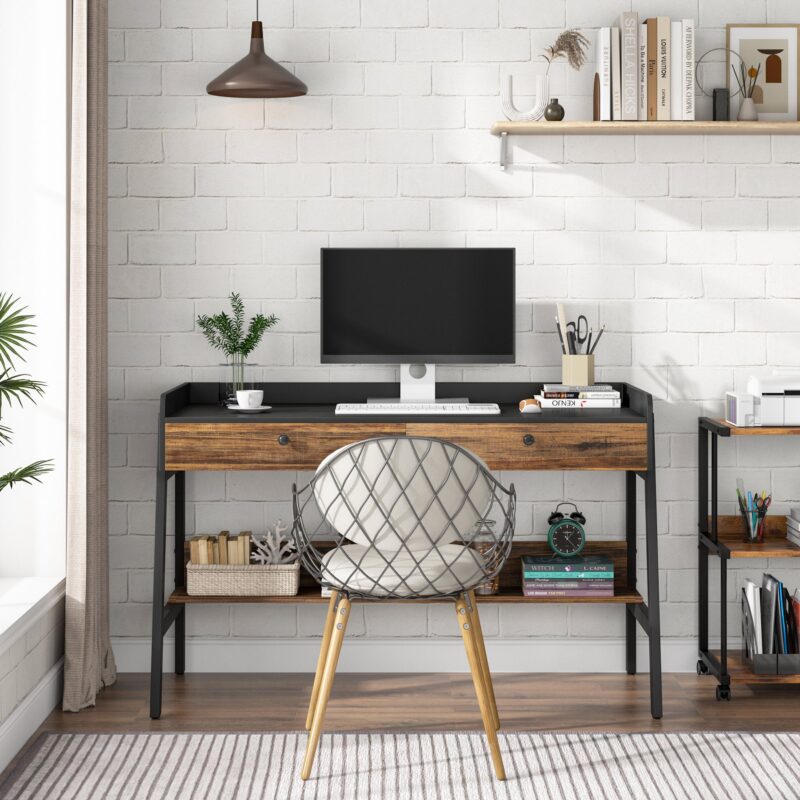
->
[189, 537, 200, 565]
[212, 541, 219, 565]
[197, 536, 209, 565]
[227, 539, 239, 565]
[219, 532, 228, 565]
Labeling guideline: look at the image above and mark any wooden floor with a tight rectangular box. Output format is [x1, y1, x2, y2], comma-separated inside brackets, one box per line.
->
[7, 671, 800, 785]
[35, 672, 800, 734]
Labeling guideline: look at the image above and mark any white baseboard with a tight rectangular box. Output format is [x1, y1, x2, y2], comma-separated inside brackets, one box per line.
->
[112, 636, 715, 674]
[0, 659, 63, 776]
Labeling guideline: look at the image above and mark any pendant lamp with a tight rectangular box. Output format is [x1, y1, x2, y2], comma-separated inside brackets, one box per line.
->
[206, 1, 307, 98]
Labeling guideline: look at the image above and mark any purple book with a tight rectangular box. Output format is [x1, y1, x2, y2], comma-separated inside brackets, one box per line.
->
[523, 589, 615, 598]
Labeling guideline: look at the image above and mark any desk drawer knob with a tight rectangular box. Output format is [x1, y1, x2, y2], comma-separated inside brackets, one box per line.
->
[522, 434, 535, 446]
[278, 434, 290, 446]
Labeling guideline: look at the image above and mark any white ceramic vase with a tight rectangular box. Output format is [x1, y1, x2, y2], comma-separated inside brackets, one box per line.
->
[501, 74, 549, 122]
[737, 97, 758, 121]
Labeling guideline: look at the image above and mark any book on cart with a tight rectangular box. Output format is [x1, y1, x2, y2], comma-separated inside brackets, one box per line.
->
[521, 555, 614, 598]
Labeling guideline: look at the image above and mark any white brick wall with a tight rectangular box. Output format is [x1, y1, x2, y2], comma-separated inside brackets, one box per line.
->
[109, 0, 800, 660]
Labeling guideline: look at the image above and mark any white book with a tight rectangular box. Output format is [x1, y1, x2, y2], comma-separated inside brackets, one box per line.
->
[611, 26, 622, 120]
[745, 579, 763, 654]
[594, 27, 612, 121]
[638, 23, 648, 120]
[670, 21, 682, 120]
[619, 12, 639, 120]
[682, 19, 695, 120]
[656, 16, 670, 120]
[535, 396, 622, 409]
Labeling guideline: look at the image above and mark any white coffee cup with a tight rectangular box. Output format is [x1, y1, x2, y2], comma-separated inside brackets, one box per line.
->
[236, 389, 263, 409]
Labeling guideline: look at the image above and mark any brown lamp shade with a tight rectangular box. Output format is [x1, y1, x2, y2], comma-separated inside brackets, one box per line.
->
[206, 22, 307, 98]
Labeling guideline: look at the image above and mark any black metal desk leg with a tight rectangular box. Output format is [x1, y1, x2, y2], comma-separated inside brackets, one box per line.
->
[719, 557, 730, 698]
[174, 471, 186, 676]
[150, 467, 168, 719]
[625, 471, 637, 675]
[644, 468, 663, 719]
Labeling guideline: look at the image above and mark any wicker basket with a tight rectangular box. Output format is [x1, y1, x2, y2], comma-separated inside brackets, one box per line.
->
[186, 561, 300, 597]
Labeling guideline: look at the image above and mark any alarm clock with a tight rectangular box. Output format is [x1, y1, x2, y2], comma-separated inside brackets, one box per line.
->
[547, 502, 587, 557]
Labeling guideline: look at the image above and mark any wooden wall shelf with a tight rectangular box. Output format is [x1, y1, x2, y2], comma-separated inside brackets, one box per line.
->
[491, 120, 800, 136]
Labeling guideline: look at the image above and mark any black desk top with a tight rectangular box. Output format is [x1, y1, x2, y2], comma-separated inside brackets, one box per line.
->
[161, 382, 652, 426]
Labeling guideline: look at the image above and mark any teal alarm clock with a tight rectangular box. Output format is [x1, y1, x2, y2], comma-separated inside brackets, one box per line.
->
[547, 502, 587, 557]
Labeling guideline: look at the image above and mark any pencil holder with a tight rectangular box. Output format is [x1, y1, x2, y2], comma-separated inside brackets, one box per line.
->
[562, 354, 594, 386]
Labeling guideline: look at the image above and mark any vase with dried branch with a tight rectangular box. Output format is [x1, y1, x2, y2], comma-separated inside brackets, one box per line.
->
[502, 28, 590, 123]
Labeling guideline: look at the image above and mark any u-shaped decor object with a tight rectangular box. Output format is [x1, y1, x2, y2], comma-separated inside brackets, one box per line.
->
[501, 74, 548, 122]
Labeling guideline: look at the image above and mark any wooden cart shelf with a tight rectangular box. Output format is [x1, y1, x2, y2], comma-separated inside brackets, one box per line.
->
[708, 652, 800, 685]
[491, 120, 800, 136]
[167, 586, 644, 605]
[704, 516, 798, 559]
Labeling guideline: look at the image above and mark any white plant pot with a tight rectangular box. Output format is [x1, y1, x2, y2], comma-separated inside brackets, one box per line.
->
[737, 98, 758, 121]
[501, 74, 549, 122]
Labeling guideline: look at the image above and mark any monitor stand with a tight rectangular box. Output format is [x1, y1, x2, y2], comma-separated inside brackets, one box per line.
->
[367, 364, 469, 405]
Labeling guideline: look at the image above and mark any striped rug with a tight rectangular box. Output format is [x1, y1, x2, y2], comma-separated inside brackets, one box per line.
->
[2, 731, 798, 799]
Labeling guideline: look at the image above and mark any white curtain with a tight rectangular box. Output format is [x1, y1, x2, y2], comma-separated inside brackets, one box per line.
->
[63, 0, 117, 712]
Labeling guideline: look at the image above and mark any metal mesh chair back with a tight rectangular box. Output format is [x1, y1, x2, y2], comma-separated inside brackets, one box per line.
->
[292, 437, 516, 599]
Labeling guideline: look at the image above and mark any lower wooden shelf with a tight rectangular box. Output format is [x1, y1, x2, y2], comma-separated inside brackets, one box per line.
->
[711, 651, 800, 684]
[167, 585, 643, 605]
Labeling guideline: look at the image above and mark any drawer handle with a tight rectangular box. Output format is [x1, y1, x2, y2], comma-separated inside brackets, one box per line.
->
[278, 434, 290, 446]
[522, 434, 535, 446]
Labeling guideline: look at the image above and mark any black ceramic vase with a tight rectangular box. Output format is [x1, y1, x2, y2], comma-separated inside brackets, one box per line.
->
[544, 98, 565, 122]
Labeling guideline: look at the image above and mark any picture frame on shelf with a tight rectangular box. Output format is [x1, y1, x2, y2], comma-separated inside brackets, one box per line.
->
[726, 24, 800, 121]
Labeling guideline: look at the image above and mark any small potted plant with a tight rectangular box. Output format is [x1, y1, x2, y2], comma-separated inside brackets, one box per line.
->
[197, 293, 278, 403]
[0, 294, 53, 491]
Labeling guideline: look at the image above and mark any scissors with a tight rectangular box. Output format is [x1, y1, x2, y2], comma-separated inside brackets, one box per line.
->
[756, 495, 771, 511]
[566, 315, 589, 354]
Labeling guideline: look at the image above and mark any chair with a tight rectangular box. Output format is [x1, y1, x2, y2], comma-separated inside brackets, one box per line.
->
[292, 436, 516, 781]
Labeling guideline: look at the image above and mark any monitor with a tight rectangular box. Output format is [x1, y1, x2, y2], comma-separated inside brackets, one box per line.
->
[320, 248, 515, 365]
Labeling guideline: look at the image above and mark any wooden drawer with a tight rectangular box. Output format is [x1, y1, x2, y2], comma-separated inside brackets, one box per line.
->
[406, 423, 648, 471]
[164, 423, 405, 471]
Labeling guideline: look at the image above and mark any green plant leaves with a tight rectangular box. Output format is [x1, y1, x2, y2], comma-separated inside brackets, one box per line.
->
[0, 460, 54, 492]
[0, 293, 36, 371]
[196, 292, 278, 358]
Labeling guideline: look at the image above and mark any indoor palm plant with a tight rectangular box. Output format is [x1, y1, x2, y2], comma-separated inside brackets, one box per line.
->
[197, 293, 278, 398]
[0, 293, 53, 491]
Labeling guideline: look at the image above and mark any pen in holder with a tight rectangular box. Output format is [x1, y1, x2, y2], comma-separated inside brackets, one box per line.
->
[736, 481, 771, 543]
[562, 354, 595, 386]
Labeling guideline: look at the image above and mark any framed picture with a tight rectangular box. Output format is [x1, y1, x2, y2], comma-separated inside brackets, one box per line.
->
[727, 24, 800, 120]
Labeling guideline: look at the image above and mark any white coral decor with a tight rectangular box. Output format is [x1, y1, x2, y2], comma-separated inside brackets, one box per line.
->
[251, 520, 297, 565]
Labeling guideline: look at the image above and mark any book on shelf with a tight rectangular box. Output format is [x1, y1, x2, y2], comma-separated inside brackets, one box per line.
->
[523, 580, 613, 590]
[682, 19, 695, 120]
[611, 26, 622, 120]
[638, 22, 648, 120]
[594, 27, 612, 121]
[523, 588, 614, 598]
[541, 390, 620, 399]
[656, 16, 670, 120]
[645, 17, 658, 120]
[620, 12, 639, 121]
[793, 590, 800, 654]
[542, 384, 614, 393]
[670, 20, 682, 120]
[521, 555, 614, 573]
[219, 531, 229, 565]
[535, 396, 622, 409]
[744, 579, 763, 655]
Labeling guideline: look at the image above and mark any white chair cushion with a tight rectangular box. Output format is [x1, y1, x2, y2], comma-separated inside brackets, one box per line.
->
[320, 543, 486, 598]
[313, 438, 492, 555]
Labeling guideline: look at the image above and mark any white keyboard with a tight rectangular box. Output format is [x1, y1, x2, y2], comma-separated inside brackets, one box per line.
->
[335, 402, 501, 415]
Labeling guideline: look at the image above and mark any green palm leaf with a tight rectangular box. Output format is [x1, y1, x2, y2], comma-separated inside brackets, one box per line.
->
[0, 459, 54, 492]
[0, 293, 37, 370]
[0, 371, 46, 411]
[0, 424, 12, 445]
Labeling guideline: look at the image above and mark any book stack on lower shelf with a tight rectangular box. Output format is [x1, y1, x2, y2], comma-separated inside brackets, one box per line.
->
[521, 555, 615, 599]
[786, 510, 800, 547]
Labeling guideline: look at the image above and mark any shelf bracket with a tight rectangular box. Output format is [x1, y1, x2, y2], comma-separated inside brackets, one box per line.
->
[499, 131, 508, 170]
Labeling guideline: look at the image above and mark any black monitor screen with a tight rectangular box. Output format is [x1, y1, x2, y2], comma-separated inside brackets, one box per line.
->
[321, 248, 515, 363]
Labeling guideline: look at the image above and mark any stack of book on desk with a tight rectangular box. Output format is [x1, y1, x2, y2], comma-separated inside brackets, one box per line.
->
[535, 384, 621, 409]
[521, 555, 615, 598]
[786, 510, 800, 547]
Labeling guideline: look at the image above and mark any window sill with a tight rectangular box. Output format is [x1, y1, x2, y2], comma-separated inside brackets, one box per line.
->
[0, 577, 65, 651]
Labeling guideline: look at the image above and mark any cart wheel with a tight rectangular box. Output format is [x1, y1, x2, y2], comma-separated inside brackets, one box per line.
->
[716, 685, 731, 701]
[696, 660, 709, 676]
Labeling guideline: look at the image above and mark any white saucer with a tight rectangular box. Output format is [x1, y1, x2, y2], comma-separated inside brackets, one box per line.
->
[227, 404, 272, 414]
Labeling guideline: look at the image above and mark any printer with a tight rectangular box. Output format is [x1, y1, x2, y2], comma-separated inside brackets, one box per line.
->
[744, 375, 800, 426]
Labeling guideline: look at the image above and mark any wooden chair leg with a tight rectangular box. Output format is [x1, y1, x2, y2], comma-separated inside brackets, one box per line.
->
[301, 595, 351, 781]
[455, 594, 506, 781]
[305, 590, 339, 731]
[467, 590, 500, 731]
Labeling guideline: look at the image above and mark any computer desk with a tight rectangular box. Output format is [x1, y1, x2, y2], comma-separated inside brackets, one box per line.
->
[150, 382, 661, 720]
